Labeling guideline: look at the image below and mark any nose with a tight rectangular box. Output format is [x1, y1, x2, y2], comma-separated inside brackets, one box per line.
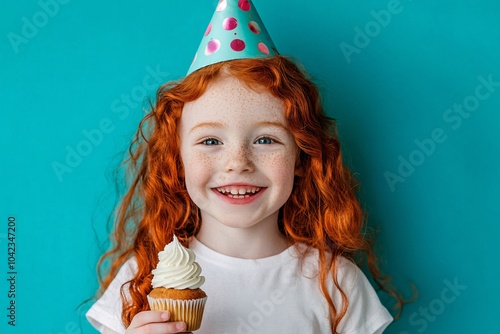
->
[224, 145, 254, 173]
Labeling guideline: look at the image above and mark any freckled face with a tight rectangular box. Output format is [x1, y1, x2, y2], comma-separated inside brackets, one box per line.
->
[178, 76, 298, 231]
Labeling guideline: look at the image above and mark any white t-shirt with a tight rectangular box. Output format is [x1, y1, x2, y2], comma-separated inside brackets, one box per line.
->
[87, 238, 392, 333]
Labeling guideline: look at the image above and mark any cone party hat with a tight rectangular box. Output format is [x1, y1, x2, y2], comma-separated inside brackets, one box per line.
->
[187, 0, 279, 75]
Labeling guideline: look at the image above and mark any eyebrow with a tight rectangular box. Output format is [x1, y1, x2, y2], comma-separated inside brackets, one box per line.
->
[188, 120, 289, 134]
[189, 122, 225, 134]
[255, 121, 289, 131]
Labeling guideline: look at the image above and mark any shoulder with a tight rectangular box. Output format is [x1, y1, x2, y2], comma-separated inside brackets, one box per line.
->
[101, 257, 139, 293]
[295, 246, 393, 333]
[86, 257, 138, 333]
[116, 257, 138, 280]
[103, 256, 139, 300]
[294, 244, 360, 281]
[335, 257, 393, 333]
[294, 245, 372, 283]
[289, 246, 373, 303]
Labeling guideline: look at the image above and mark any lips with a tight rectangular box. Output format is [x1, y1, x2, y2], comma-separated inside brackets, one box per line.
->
[215, 186, 262, 198]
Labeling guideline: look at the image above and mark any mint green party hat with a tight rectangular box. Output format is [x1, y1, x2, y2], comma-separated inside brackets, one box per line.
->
[187, 0, 279, 75]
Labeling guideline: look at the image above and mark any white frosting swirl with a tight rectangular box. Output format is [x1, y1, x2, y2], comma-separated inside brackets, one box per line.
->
[151, 235, 205, 289]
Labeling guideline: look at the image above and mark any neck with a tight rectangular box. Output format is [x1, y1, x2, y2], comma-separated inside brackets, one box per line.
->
[195, 216, 290, 259]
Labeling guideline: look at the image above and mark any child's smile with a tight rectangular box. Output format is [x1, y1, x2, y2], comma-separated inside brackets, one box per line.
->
[215, 185, 262, 198]
[178, 74, 299, 232]
[213, 183, 265, 204]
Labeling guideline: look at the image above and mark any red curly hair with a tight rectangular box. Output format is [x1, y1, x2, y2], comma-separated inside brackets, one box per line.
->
[97, 55, 402, 333]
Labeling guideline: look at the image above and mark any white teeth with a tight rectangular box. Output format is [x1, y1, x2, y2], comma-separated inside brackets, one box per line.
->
[228, 194, 250, 199]
[216, 186, 261, 196]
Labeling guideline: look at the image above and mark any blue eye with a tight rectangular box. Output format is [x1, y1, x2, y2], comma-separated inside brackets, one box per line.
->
[202, 138, 222, 145]
[256, 137, 274, 144]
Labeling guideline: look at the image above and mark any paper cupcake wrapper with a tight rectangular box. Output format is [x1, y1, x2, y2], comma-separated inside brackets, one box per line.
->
[147, 295, 207, 331]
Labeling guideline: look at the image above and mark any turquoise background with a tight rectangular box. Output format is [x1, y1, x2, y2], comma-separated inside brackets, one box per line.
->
[1, 0, 498, 333]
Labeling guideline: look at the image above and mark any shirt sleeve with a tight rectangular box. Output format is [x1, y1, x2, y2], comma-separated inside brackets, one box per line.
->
[336, 258, 394, 334]
[86, 258, 137, 334]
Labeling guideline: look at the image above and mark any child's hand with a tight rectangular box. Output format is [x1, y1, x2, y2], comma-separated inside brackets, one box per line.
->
[125, 311, 192, 334]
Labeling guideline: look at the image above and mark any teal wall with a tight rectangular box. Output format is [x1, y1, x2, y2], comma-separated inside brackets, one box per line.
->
[1, 0, 498, 333]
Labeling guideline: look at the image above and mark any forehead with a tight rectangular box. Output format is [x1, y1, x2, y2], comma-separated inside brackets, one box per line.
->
[181, 76, 286, 126]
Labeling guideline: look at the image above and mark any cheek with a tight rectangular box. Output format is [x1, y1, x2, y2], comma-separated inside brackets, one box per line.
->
[182, 152, 214, 190]
[183, 164, 207, 205]
[282, 160, 298, 190]
[260, 153, 297, 186]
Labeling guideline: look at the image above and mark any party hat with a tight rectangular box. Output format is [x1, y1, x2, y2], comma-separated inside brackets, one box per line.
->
[187, 0, 279, 75]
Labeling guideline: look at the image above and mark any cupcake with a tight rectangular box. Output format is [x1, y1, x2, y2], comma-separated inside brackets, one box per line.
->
[147, 235, 207, 331]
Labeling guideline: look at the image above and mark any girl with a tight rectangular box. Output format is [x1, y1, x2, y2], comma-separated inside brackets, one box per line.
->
[87, 1, 403, 333]
[87, 56, 402, 334]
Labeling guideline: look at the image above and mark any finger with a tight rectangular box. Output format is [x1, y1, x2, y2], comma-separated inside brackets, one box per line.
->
[127, 311, 190, 333]
[128, 311, 170, 328]
[135, 321, 188, 333]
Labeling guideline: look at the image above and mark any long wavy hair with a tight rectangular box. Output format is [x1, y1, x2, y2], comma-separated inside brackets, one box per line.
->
[97, 55, 403, 333]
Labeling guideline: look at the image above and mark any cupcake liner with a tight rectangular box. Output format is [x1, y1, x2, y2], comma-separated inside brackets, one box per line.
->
[147, 295, 207, 331]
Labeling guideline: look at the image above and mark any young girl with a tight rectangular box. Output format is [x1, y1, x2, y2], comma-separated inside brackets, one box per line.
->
[87, 2, 402, 334]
